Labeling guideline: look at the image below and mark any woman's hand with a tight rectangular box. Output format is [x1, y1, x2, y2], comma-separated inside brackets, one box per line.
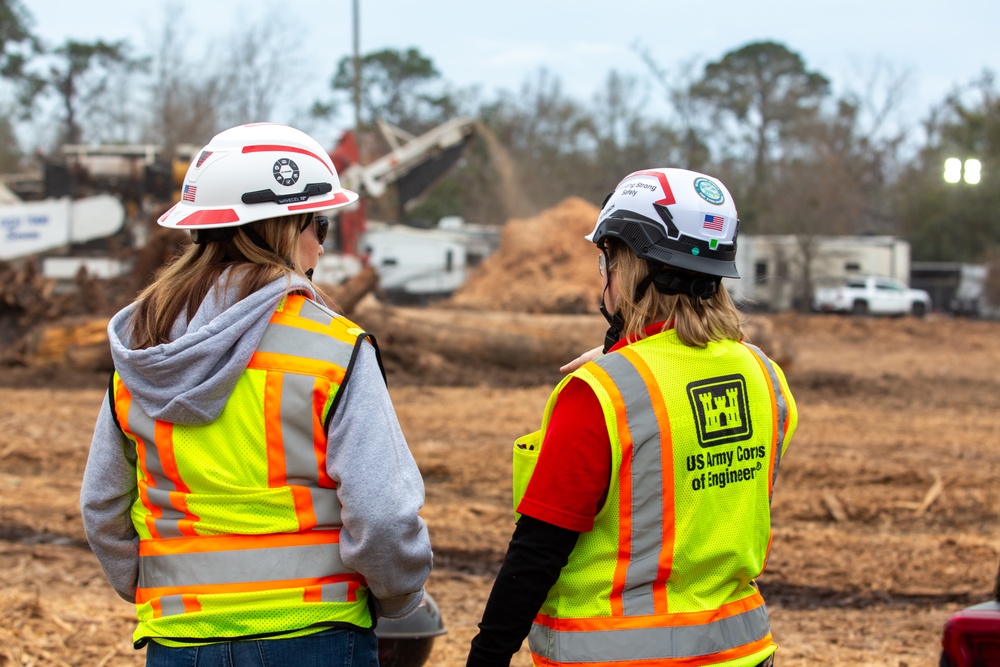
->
[559, 346, 603, 374]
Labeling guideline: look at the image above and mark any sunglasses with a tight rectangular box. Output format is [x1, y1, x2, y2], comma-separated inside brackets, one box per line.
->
[300, 215, 329, 245]
[599, 249, 616, 277]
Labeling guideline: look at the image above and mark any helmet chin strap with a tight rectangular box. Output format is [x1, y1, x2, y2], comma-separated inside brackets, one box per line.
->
[599, 299, 624, 354]
[599, 279, 624, 353]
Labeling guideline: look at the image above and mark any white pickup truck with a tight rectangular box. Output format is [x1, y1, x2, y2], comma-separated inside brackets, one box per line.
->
[812, 276, 932, 317]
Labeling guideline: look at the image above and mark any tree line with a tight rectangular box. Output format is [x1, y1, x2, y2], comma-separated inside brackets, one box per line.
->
[1, 0, 998, 269]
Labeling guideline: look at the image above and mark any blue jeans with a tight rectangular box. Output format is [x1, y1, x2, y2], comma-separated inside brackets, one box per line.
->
[145, 628, 378, 667]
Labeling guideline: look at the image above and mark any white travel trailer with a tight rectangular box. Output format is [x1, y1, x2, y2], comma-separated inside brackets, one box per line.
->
[728, 234, 913, 312]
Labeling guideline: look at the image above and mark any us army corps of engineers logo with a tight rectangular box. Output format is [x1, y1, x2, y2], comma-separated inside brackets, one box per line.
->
[687, 374, 752, 447]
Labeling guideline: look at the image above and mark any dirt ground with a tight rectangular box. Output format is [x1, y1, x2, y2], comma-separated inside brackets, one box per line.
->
[1, 311, 998, 667]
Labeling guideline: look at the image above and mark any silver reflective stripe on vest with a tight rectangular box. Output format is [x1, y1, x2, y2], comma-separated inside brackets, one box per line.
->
[310, 488, 343, 527]
[321, 581, 353, 603]
[299, 299, 338, 327]
[265, 320, 353, 525]
[159, 595, 186, 617]
[257, 321, 355, 369]
[280, 372, 323, 484]
[742, 344, 790, 494]
[139, 540, 347, 589]
[529, 603, 770, 662]
[127, 400, 185, 539]
[594, 352, 664, 617]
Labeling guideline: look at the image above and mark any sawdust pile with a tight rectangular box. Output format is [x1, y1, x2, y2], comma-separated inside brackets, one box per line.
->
[446, 197, 602, 314]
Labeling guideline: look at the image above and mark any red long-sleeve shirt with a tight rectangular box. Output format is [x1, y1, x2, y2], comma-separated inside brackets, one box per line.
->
[515, 376, 610, 531]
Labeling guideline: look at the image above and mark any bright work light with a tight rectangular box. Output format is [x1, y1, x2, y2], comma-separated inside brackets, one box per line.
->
[944, 158, 963, 183]
[964, 159, 982, 185]
[944, 157, 982, 185]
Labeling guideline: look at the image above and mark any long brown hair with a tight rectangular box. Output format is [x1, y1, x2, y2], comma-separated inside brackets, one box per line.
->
[128, 213, 313, 349]
[605, 240, 744, 347]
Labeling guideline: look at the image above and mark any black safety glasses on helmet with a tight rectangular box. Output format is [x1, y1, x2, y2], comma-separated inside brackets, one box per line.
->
[300, 215, 329, 245]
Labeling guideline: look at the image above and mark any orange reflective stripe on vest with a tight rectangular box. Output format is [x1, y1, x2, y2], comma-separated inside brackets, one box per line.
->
[114, 380, 199, 540]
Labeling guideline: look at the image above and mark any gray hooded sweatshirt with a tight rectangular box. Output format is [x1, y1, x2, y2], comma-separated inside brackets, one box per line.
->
[80, 271, 431, 620]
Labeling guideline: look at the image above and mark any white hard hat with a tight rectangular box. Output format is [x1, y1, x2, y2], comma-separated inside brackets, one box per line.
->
[158, 123, 359, 230]
[587, 168, 740, 278]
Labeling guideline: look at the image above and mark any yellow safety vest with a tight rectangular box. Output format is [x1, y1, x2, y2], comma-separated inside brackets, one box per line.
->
[513, 329, 796, 667]
[111, 294, 376, 647]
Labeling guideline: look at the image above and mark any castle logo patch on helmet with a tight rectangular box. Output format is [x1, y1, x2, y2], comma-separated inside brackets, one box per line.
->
[273, 158, 300, 187]
[693, 177, 725, 205]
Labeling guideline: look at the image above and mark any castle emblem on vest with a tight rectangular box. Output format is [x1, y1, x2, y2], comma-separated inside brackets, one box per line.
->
[687, 374, 753, 447]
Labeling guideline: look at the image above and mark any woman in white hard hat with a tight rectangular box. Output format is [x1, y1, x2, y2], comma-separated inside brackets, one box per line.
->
[80, 123, 432, 666]
[467, 168, 797, 667]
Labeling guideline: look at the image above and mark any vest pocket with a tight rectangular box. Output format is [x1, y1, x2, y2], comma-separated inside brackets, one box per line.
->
[512, 430, 542, 518]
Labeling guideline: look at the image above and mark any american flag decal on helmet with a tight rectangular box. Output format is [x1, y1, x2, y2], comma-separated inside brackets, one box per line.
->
[182, 185, 197, 202]
[703, 214, 724, 231]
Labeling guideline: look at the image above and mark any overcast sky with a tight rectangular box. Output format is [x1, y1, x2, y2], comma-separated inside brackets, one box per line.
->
[22, 0, 1000, 147]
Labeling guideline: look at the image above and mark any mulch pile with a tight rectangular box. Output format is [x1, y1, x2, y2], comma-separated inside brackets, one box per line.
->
[446, 197, 603, 314]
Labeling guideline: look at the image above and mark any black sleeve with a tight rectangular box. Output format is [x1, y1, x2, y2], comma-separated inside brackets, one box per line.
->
[466, 514, 580, 667]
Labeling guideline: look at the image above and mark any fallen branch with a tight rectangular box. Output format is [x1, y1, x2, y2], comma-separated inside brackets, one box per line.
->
[916, 471, 944, 516]
[822, 492, 849, 522]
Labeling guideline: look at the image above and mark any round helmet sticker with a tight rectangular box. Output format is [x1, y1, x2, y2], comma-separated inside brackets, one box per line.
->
[273, 158, 300, 187]
[693, 177, 725, 205]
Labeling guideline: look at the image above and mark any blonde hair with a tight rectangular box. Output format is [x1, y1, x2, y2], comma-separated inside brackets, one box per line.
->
[606, 240, 744, 347]
[129, 213, 321, 349]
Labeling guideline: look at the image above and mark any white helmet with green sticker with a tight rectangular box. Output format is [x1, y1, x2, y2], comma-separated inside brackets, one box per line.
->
[586, 168, 740, 279]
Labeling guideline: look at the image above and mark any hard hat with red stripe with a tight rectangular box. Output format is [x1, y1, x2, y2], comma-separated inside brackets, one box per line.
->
[587, 168, 740, 279]
[158, 123, 359, 230]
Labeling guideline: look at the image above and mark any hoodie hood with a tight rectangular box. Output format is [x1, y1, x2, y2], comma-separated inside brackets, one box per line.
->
[108, 271, 321, 425]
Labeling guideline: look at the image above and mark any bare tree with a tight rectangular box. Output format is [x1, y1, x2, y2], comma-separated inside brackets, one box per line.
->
[633, 43, 711, 172]
[141, 5, 306, 155]
[482, 68, 594, 210]
[587, 70, 682, 191]
[212, 11, 304, 129]
[142, 2, 220, 155]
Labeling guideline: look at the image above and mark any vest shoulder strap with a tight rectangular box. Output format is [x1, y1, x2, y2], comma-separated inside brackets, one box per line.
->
[107, 369, 123, 433]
